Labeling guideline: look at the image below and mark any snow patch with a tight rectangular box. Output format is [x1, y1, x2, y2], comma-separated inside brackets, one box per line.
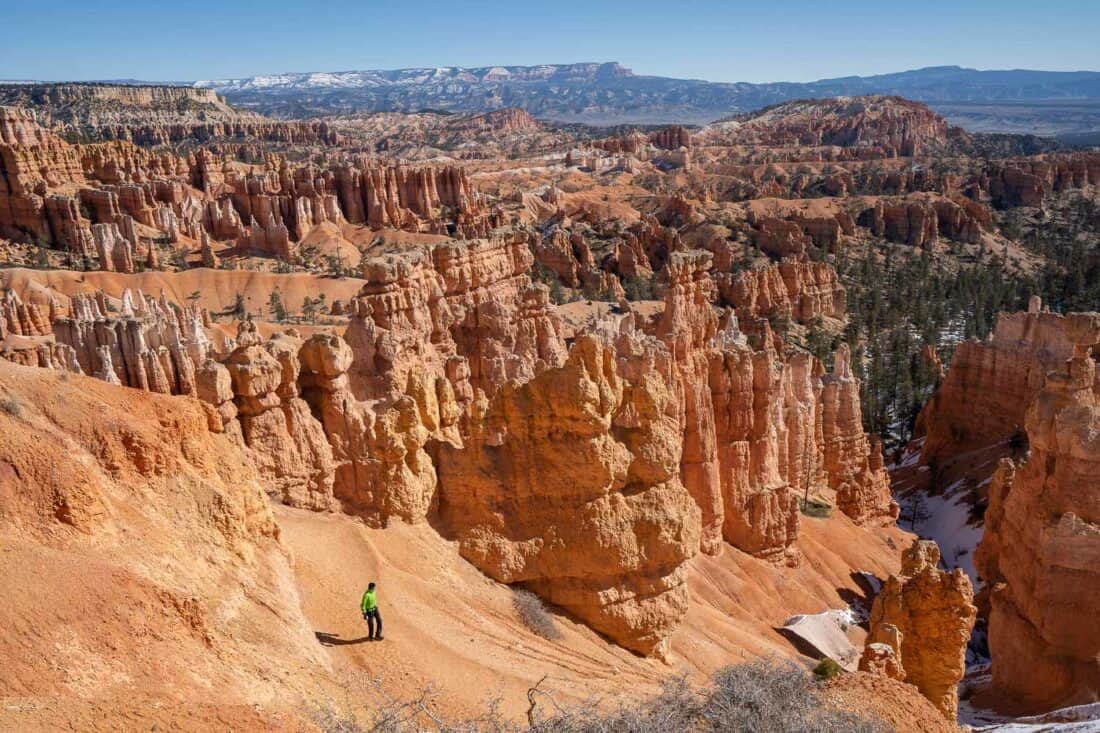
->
[899, 479, 983, 585]
[965, 698, 1100, 732]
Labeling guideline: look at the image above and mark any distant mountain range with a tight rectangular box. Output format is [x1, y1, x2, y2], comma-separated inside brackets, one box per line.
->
[186, 63, 1100, 138]
[11, 63, 1100, 137]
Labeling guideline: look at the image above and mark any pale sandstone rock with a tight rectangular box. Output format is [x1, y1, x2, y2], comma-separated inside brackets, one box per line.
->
[92, 221, 136, 273]
[1, 289, 51, 336]
[53, 290, 207, 395]
[0, 341, 82, 373]
[200, 230, 219, 268]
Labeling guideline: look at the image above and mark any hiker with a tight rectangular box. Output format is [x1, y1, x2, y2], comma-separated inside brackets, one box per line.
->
[361, 582, 383, 641]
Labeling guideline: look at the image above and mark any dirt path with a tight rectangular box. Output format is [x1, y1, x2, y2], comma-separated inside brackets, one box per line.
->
[274, 504, 910, 724]
[275, 507, 662, 722]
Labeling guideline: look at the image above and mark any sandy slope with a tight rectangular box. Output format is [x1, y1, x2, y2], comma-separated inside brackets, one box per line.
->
[276, 507, 660, 722]
[276, 504, 910, 723]
[0, 362, 331, 731]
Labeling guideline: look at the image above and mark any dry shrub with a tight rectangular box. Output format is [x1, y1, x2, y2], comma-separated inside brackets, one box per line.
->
[311, 677, 511, 733]
[311, 659, 884, 733]
[530, 659, 884, 733]
[512, 588, 563, 641]
[0, 393, 22, 416]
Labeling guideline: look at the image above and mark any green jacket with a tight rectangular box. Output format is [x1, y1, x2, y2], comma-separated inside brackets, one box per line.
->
[361, 588, 378, 613]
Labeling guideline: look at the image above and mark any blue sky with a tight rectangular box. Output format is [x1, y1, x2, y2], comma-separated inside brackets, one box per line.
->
[3, 0, 1098, 83]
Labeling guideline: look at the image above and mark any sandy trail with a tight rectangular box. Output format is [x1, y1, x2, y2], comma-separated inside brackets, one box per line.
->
[276, 504, 910, 723]
[275, 507, 662, 721]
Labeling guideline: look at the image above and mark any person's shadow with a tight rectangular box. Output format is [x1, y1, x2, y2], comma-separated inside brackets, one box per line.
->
[315, 631, 372, 646]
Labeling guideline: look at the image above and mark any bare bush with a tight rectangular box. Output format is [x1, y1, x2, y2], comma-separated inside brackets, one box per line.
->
[512, 588, 563, 641]
[0, 393, 22, 417]
[702, 659, 879, 733]
[529, 659, 884, 733]
[311, 659, 884, 733]
[311, 704, 366, 733]
[311, 677, 511, 733]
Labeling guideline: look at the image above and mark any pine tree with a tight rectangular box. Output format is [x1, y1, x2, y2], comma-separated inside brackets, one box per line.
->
[231, 293, 246, 320]
[268, 289, 287, 323]
[302, 296, 318, 324]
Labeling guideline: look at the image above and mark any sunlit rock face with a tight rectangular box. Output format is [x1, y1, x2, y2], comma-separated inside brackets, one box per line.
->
[437, 334, 701, 657]
[867, 540, 976, 720]
[976, 312, 1100, 711]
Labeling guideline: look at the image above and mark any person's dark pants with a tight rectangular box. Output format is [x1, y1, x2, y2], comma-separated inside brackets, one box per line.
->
[364, 609, 382, 639]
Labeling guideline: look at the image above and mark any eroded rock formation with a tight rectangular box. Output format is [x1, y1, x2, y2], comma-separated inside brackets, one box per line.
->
[0, 83, 345, 147]
[975, 313, 1100, 710]
[654, 251, 724, 553]
[821, 345, 898, 523]
[857, 195, 984, 248]
[53, 289, 209, 395]
[708, 332, 805, 559]
[701, 96, 959, 157]
[0, 90, 937, 667]
[0, 106, 89, 249]
[717, 259, 846, 327]
[299, 332, 452, 525]
[1, 289, 52, 336]
[346, 234, 564, 400]
[223, 333, 337, 511]
[0, 105, 494, 258]
[866, 539, 976, 720]
[438, 333, 701, 657]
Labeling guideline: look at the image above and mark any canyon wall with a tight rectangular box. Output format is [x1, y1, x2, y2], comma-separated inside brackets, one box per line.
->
[915, 304, 1100, 711]
[0, 83, 345, 147]
[916, 300, 1074, 463]
[975, 313, 1100, 710]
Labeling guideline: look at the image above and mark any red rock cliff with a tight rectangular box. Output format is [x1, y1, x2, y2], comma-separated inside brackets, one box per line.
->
[975, 312, 1100, 710]
[916, 302, 1073, 463]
